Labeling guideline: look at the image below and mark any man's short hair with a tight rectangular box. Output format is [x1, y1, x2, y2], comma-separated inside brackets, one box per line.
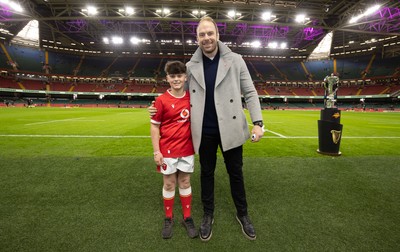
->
[197, 16, 219, 36]
[164, 61, 186, 75]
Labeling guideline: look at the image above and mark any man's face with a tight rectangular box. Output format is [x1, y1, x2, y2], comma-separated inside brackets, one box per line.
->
[197, 20, 219, 55]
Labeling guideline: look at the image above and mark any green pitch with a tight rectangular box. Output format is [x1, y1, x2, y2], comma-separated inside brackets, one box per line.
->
[0, 107, 399, 251]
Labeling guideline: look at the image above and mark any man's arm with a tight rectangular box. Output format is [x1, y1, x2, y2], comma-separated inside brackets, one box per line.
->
[237, 56, 264, 142]
[148, 100, 158, 117]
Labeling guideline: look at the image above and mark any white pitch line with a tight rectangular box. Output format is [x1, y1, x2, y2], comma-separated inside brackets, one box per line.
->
[264, 136, 400, 139]
[25, 117, 86, 126]
[248, 123, 287, 138]
[1, 134, 398, 139]
[0, 134, 149, 138]
[25, 118, 104, 126]
[265, 129, 287, 138]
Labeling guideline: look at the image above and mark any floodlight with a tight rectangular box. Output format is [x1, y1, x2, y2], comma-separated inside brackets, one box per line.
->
[125, 7, 134, 15]
[349, 17, 359, 24]
[103, 37, 109, 44]
[251, 41, 261, 48]
[364, 4, 381, 16]
[1, 0, 24, 12]
[192, 10, 206, 16]
[268, 42, 278, 48]
[130, 37, 140, 45]
[111, 36, 123, 45]
[87, 6, 98, 15]
[9, 2, 23, 12]
[156, 8, 170, 16]
[228, 10, 241, 18]
[262, 12, 272, 21]
[295, 14, 306, 23]
[349, 4, 382, 24]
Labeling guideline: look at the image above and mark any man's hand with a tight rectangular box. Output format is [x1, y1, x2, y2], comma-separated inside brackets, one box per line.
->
[148, 100, 157, 117]
[251, 125, 265, 142]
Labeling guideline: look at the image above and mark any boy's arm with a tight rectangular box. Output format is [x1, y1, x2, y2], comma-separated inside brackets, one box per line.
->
[150, 123, 163, 165]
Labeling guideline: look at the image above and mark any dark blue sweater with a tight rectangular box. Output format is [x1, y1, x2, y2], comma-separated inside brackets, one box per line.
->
[202, 51, 220, 136]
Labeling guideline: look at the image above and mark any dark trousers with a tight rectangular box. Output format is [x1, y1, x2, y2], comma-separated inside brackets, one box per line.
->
[199, 134, 248, 217]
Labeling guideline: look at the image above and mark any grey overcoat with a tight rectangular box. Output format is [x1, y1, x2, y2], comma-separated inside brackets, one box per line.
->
[186, 41, 263, 153]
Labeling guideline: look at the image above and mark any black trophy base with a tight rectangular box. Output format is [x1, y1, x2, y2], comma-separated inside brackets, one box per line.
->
[317, 149, 342, 156]
[317, 108, 343, 156]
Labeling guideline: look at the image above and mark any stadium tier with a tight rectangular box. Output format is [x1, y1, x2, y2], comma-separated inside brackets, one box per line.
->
[0, 44, 399, 110]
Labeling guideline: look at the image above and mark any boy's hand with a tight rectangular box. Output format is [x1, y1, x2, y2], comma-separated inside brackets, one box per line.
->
[154, 152, 163, 166]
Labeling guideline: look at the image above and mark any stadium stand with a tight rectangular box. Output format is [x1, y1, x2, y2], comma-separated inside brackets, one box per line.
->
[336, 56, 370, 79]
[6, 45, 44, 73]
[0, 50, 11, 69]
[304, 60, 334, 81]
[48, 51, 81, 75]
[79, 55, 115, 77]
[1, 44, 399, 110]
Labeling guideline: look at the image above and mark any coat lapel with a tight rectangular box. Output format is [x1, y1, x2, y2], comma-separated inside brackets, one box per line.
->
[215, 41, 233, 88]
[189, 48, 206, 89]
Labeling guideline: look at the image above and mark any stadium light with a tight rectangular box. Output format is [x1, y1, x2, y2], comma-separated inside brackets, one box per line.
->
[156, 8, 170, 16]
[228, 10, 241, 19]
[295, 14, 309, 23]
[251, 41, 261, 48]
[364, 4, 381, 16]
[0, 0, 24, 13]
[111, 36, 123, 45]
[261, 11, 275, 21]
[268, 42, 278, 49]
[86, 6, 98, 16]
[125, 7, 134, 16]
[349, 4, 381, 24]
[192, 10, 206, 17]
[130, 37, 140, 45]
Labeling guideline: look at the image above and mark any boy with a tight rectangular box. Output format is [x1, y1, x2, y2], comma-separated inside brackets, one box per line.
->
[150, 61, 198, 239]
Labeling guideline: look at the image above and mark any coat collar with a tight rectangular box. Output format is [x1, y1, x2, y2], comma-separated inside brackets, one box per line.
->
[191, 41, 231, 62]
[189, 41, 234, 89]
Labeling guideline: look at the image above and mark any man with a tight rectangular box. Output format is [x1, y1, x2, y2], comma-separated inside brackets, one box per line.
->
[150, 16, 264, 241]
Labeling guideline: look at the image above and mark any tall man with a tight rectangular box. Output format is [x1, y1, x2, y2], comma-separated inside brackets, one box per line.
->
[150, 16, 264, 241]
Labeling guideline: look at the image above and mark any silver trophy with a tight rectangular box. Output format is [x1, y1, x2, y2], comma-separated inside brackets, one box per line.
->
[323, 73, 339, 108]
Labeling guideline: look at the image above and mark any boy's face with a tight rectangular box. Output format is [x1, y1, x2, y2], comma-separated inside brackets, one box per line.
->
[166, 73, 186, 91]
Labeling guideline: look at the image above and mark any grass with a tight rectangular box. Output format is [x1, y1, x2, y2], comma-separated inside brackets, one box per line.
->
[0, 107, 399, 251]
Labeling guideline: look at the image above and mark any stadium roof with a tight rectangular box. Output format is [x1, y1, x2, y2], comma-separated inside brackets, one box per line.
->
[1, 0, 400, 59]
